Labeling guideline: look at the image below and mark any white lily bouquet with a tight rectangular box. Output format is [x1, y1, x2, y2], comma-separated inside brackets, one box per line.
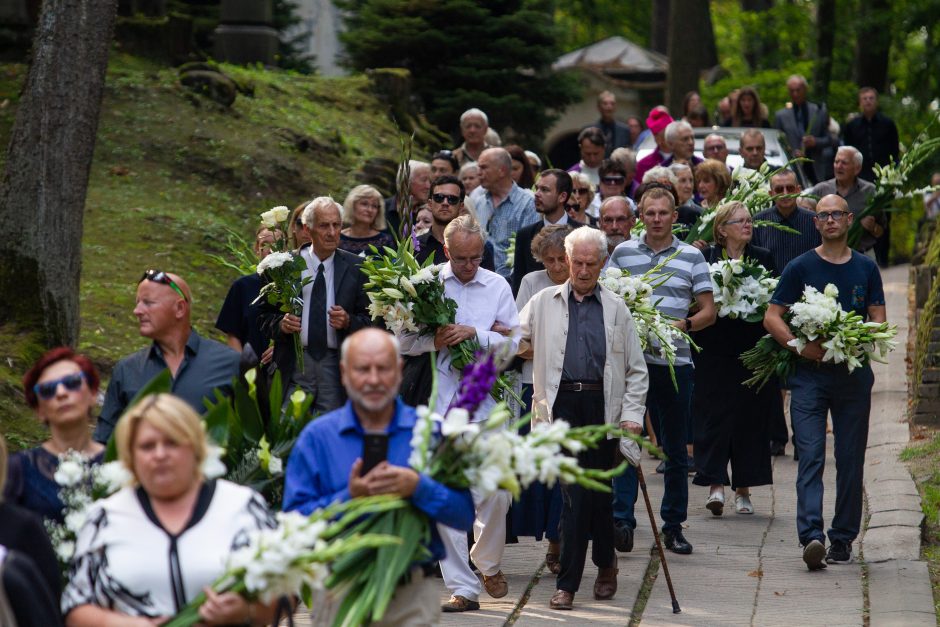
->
[46, 452, 131, 569]
[162, 496, 405, 627]
[741, 283, 898, 389]
[253, 206, 311, 372]
[709, 257, 778, 322]
[599, 251, 696, 388]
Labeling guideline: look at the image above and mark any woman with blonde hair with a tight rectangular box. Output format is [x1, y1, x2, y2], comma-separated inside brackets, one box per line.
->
[339, 184, 394, 256]
[63, 394, 279, 626]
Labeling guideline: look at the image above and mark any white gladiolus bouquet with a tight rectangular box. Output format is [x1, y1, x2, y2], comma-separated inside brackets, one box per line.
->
[709, 257, 778, 322]
[742, 283, 898, 389]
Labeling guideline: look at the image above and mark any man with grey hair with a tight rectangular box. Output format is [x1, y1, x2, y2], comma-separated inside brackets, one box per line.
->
[598, 196, 636, 254]
[469, 147, 538, 279]
[385, 160, 432, 238]
[774, 74, 833, 184]
[453, 108, 491, 166]
[398, 214, 520, 613]
[588, 90, 632, 157]
[703, 133, 729, 164]
[806, 146, 882, 254]
[263, 196, 372, 411]
[519, 226, 648, 610]
[739, 128, 767, 171]
[662, 120, 702, 168]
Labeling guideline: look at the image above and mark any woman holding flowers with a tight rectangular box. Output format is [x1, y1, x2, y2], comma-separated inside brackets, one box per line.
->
[5, 348, 104, 524]
[63, 394, 279, 626]
[339, 184, 394, 256]
[691, 201, 777, 517]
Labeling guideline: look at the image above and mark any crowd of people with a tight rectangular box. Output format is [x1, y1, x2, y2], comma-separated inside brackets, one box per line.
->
[0, 73, 909, 624]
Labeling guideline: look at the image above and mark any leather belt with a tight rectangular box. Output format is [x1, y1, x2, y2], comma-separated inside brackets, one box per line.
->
[558, 381, 603, 392]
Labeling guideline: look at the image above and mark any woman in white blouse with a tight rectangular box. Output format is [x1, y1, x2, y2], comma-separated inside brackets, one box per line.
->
[63, 394, 278, 626]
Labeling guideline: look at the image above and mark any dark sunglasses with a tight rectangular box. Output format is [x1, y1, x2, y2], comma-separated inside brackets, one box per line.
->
[432, 193, 461, 205]
[572, 187, 591, 195]
[434, 149, 454, 158]
[772, 185, 799, 193]
[601, 176, 625, 184]
[34, 372, 86, 401]
[139, 269, 188, 302]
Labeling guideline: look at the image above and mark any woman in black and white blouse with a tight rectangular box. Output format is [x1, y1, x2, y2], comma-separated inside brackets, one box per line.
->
[63, 394, 278, 626]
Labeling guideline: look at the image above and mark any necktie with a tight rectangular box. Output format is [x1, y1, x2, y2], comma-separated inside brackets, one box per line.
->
[307, 263, 327, 360]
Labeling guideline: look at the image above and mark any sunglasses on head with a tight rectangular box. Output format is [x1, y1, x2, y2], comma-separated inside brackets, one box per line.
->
[432, 193, 461, 205]
[34, 372, 86, 401]
[139, 269, 188, 302]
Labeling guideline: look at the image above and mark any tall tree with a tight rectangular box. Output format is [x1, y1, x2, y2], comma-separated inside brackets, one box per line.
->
[813, 0, 836, 102]
[854, 0, 891, 92]
[740, 0, 777, 71]
[650, 0, 670, 54]
[666, 0, 703, 115]
[0, 0, 118, 347]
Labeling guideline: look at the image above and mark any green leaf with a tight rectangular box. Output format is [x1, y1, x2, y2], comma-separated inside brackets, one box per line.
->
[233, 376, 264, 443]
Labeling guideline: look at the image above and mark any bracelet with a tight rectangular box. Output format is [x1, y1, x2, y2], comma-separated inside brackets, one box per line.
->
[685, 318, 693, 332]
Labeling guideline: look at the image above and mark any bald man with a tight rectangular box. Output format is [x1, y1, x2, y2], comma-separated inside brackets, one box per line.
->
[94, 270, 240, 443]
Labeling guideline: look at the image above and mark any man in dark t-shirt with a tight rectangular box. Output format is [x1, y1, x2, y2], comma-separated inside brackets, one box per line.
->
[764, 194, 886, 572]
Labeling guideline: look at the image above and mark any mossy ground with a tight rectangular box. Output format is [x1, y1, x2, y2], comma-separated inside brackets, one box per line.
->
[901, 428, 940, 622]
[0, 52, 410, 450]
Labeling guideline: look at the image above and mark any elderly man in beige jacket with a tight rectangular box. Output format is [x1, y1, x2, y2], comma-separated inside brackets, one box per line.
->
[519, 227, 648, 611]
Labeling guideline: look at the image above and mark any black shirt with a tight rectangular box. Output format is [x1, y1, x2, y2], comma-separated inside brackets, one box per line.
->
[215, 273, 268, 358]
[842, 112, 900, 183]
[562, 287, 606, 382]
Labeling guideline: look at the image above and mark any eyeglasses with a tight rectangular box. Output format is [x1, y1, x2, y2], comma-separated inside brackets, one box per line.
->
[814, 210, 849, 222]
[34, 372, 86, 401]
[772, 185, 799, 193]
[139, 269, 188, 302]
[572, 188, 591, 195]
[601, 176, 625, 185]
[432, 193, 461, 205]
[450, 256, 483, 266]
[726, 218, 753, 226]
[566, 204, 581, 212]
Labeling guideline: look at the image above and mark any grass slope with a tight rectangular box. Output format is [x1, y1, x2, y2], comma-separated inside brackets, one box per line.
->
[0, 53, 410, 449]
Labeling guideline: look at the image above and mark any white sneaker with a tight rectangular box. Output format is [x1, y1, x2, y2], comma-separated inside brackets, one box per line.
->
[705, 491, 724, 516]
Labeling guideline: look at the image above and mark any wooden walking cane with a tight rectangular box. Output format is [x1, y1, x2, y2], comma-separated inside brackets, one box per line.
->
[635, 460, 681, 613]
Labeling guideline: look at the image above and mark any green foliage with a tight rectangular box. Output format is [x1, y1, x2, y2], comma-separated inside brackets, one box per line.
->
[553, 0, 651, 50]
[337, 0, 580, 145]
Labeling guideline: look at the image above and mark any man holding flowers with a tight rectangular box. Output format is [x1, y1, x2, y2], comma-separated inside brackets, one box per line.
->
[519, 227, 648, 610]
[764, 194, 886, 570]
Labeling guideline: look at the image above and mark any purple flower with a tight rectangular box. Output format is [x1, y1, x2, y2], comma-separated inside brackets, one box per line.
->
[411, 227, 421, 252]
[450, 352, 498, 415]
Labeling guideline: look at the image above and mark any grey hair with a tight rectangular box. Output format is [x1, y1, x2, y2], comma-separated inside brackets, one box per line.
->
[524, 150, 541, 169]
[740, 128, 765, 147]
[482, 147, 513, 172]
[600, 195, 637, 218]
[397, 159, 430, 182]
[787, 74, 809, 88]
[642, 165, 678, 186]
[443, 214, 485, 248]
[610, 147, 636, 170]
[460, 108, 489, 126]
[340, 330, 401, 365]
[531, 224, 572, 263]
[704, 133, 726, 147]
[302, 196, 343, 227]
[837, 145, 864, 168]
[459, 162, 480, 176]
[564, 225, 608, 261]
[664, 120, 692, 144]
[668, 162, 692, 177]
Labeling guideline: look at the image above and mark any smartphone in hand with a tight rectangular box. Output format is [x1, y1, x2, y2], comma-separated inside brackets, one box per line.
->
[361, 432, 389, 475]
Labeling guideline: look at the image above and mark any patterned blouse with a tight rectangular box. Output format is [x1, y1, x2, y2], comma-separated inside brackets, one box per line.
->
[338, 231, 394, 257]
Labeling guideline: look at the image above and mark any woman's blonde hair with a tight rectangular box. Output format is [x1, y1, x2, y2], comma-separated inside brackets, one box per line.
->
[694, 159, 732, 201]
[712, 201, 749, 247]
[114, 394, 207, 483]
[342, 184, 386, 230]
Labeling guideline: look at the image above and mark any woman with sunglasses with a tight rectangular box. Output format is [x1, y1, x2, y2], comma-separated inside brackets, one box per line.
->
[567, 172, 598, 226]
[4, 348, 104, 523]
[690, 201, 777, 517]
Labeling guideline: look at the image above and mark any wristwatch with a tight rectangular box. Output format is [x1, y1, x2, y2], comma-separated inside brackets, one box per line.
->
[685, 317, 693, 332]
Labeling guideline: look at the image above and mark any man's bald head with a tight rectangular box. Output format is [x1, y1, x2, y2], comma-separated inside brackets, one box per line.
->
[817, 194, 849, 213]
[134, 270, 192, 341]
[340, 329, 403, 415]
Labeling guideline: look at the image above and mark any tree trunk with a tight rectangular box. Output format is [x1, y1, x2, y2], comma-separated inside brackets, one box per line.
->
[650, 0, 669, 55]
[0, 0, 118, 348]
[666, 0, 702, 116]
[698, 0, 719, 69]
[813, 0, 836, 102]
[854, 0, 891, 92]
[741, 0, 776, 71]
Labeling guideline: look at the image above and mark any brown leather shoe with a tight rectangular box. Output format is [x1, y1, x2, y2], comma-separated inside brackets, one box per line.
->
[441, 595, 480, 612]
[550, 589, 574, 610]
[593, 567, 619, 600]
[545, 541, 561, 575]
[483, 570, 508, 598]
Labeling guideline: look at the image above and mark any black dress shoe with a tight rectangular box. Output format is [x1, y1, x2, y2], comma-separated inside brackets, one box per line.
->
[614, 522, 634, 553]
[769, 441, 786, 456]
[662, 530, 693, 555]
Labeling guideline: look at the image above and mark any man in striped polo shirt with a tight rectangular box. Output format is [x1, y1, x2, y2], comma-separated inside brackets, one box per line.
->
[608, 187, 716, 555]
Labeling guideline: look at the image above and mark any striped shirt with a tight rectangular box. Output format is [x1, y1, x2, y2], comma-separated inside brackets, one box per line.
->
[609, 234, 711, 366]
[470, 182, 538, 280]
[750, 205, 821, 275]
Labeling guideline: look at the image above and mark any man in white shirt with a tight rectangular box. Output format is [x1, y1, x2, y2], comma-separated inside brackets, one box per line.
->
[399, 215, 520, 613]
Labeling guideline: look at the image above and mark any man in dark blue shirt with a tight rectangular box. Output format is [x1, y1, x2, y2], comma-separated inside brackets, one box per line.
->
[94, 271, 240, 443]
[764, 195, 886, 571]
[283, 329, 474, 621]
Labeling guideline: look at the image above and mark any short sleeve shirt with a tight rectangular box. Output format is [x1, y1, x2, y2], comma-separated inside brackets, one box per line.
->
[771, 249, 885, 317]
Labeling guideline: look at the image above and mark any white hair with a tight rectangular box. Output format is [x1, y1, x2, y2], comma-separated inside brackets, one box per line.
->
[704, 133, 726, 147]
[610, 147, 636, 169]
[837, 145, 863, 168]
[524, 150, 541, 169]
[460, 108, 489, 126]
[459, 162, 480, 175]
[443, 214, 485, 248]
[664, 120, 693, 144]
[668, 162, 692, 176]
[564, 225, 608, 261]
[642, 165, 678, 186]
[397, 159, 430, 183]
[302, 196, 343, 227]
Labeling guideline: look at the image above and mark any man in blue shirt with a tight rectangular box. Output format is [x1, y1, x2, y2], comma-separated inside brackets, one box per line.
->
[283, 328, 475, 621]
[764, 195, 886, 571]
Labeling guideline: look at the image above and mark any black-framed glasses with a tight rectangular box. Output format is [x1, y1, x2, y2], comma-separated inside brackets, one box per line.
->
[432, 193, 461, 205]
[34, 372, 86, 401]
[814, 210, 849, 222]
[140, 269, 188, 302]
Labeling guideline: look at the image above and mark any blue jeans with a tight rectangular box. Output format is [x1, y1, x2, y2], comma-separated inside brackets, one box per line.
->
[613, 364, 693, 533]
[789, 362, 873, 545]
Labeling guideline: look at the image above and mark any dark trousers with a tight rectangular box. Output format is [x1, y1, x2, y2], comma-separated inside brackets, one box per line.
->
[789, 363, 873, 545]
[612, 364, 692, 533]
[554, 389, 615, 593]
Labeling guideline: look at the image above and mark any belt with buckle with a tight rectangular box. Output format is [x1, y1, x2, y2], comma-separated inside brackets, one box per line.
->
[558, 381, 603, 392]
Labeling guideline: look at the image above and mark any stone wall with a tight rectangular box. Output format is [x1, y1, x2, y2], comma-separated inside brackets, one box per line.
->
[911, 221, 940, 425]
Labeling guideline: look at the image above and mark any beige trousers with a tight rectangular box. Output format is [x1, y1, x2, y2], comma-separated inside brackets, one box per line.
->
[308, 568, 441, 626]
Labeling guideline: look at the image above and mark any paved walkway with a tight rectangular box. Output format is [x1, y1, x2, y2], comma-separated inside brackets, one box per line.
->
[292, 266, 934, 626]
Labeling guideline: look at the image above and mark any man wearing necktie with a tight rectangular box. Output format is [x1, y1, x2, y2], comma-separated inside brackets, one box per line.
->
[264, 196, 372, 412]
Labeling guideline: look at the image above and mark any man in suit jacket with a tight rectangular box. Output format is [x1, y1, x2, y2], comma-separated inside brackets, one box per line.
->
[263, 197, 371, 412]
[587, 91, 632, 158]
[511, 169, 580, 295]
[774, 74, 834, 184]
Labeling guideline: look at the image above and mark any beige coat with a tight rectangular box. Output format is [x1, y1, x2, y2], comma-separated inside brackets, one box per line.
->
[519, 281, 649, 431]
